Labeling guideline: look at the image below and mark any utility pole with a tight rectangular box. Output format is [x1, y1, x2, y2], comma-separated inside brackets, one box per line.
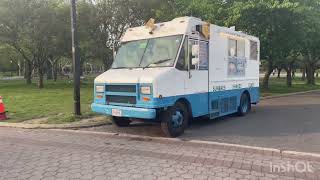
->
[71, 0, 81, 115]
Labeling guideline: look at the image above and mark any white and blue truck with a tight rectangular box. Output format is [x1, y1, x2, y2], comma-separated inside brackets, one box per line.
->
[92, 17, 260, 137]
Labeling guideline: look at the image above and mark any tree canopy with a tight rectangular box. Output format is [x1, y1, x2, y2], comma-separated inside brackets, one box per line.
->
[0, 0, 319, 88]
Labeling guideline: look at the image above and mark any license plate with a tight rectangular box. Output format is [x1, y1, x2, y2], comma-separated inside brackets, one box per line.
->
[112, 109, 122, 117]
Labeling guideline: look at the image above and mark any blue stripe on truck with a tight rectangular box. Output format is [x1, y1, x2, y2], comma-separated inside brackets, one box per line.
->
[91, 103, 157, 119]
[92, 87, 259, 120]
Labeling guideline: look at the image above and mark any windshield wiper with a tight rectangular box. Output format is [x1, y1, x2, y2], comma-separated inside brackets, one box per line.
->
[111, 67, 126, 69]
[111, 67, 135, 70]
[143, 58, 172, 69]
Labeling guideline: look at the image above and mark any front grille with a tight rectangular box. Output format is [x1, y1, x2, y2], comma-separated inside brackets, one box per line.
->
[106, 95, 136, 104]
[105, 85, 136, 93]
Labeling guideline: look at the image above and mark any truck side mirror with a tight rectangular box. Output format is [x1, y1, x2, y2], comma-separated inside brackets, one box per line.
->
[191, 44, 199, 57]
[192, 58, 199, 66]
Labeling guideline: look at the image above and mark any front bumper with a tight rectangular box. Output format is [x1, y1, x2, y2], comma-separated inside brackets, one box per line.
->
[91, 103, 156, 119]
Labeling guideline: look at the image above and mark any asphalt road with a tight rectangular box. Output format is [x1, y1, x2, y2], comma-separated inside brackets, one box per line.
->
[84, 91, 320, 154]
[183, 91, 320, 153]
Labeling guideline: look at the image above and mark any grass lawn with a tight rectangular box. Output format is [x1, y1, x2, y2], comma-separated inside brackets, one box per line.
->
[0, 78, 95, 123]
[261, 77, 320, 97]
[0, 76, 319, 123]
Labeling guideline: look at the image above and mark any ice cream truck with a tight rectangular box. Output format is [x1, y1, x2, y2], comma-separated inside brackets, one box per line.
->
[91, 17, 260, 137]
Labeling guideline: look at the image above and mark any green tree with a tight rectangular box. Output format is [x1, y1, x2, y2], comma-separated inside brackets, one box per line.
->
[0, 45, 22, 75]
[298, 0, 320, 85]
[226, 0, 304, 89]
[155, 0, 229, 25]
[0, 0, 35, 84]
[47, 2, 71, 81]
[0, 0, 66, 87]
[76, 0, 157, 71]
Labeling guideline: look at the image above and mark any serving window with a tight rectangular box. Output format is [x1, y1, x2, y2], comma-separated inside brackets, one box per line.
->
[250, 41, 258, 60]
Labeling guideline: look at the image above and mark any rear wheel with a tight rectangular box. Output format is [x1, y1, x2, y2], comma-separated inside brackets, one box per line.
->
[112, 116, 131, 127]
[160, 102, 189, 137]
[238, 92, 251, 116]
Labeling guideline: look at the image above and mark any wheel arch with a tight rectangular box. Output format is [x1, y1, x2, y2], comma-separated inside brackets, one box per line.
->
[242, 90, 252, 103]
[175, 98, 193, 118]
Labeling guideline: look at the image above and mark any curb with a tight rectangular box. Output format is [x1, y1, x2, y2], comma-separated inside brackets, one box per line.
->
[261, 89, 320, 100]
[49, 129, 320, 161]
[282, 151, 320, 161]
[0, 118, 111, 129]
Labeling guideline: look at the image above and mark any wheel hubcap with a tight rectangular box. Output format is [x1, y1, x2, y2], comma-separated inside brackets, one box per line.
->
[171, 111, 183, 128]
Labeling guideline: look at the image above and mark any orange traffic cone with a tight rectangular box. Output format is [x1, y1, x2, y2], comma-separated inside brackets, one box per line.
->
[0, 96, 7, 120]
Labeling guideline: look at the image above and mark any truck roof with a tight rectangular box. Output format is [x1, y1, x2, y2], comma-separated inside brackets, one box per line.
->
[121, 16, 259, 42]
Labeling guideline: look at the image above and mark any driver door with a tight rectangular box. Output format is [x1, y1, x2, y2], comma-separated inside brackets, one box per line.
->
[184, 38, 209, 117]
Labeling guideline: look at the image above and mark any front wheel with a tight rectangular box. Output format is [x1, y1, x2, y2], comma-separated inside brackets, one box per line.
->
[238, 92, 251, 116]
[112, 116, 131, 127]
[160, 102, 189, 137]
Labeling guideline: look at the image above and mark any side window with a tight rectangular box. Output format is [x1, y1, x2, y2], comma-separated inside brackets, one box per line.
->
[228, 39, 237, 57]
[199, 41, 209, 70]
[176, 38, 188, 71]
[237, 40, 245, 58]
[250, 41, 258, 60]
[188, 40, 197, 70]
[228, 38, 246, 77]
[228, 39, 245, 58]
[188, 39, 209, 70]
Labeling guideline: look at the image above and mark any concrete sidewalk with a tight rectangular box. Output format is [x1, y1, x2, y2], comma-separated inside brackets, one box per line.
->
[0, 128, 319, 180]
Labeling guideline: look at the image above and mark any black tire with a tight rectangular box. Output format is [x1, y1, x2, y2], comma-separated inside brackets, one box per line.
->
[238, 92, 251, 116]
[160, 102, 189, 137]
[112, 116, 131, 127]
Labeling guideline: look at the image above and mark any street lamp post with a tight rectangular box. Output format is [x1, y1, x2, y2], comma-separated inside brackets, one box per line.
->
[71, 0, 81, 115]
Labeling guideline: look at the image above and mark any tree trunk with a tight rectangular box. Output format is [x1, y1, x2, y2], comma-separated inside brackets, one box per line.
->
[79, 57, 85, 77]
[80, 62, 84, 76]
[262, 62, 273, 90]
[286, 68, 292, 87]
[306, 64, 315, 85]
[53, 63, 58, 82]
[47, 61, 53, 80]
[277, 68, 281, 78]
[262, 71, 272, 90]
[24, 60, 26, 79]
[58, 63, 64, 77]
[38, 68, 44, 89]
[25, 60, 32, 84]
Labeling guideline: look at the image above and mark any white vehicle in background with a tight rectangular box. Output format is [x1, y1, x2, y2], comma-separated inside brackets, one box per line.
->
[92, 17, 260, 137]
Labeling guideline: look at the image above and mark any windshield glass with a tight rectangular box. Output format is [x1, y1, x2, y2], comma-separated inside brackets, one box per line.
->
[112, 35, 183, 69]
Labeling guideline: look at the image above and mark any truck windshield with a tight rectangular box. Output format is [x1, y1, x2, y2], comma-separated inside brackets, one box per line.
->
[111, 35, 183, 69]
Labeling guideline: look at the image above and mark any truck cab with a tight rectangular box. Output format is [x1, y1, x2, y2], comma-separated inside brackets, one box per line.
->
[91, 17, 260, 137]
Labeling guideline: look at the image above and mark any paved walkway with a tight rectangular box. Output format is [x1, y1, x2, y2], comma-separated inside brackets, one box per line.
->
[0, 128, 319, 180]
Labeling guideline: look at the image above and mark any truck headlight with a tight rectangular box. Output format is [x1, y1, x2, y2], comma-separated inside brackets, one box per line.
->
[140, 86, 151, 95]
[95, 85, 105, 93]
